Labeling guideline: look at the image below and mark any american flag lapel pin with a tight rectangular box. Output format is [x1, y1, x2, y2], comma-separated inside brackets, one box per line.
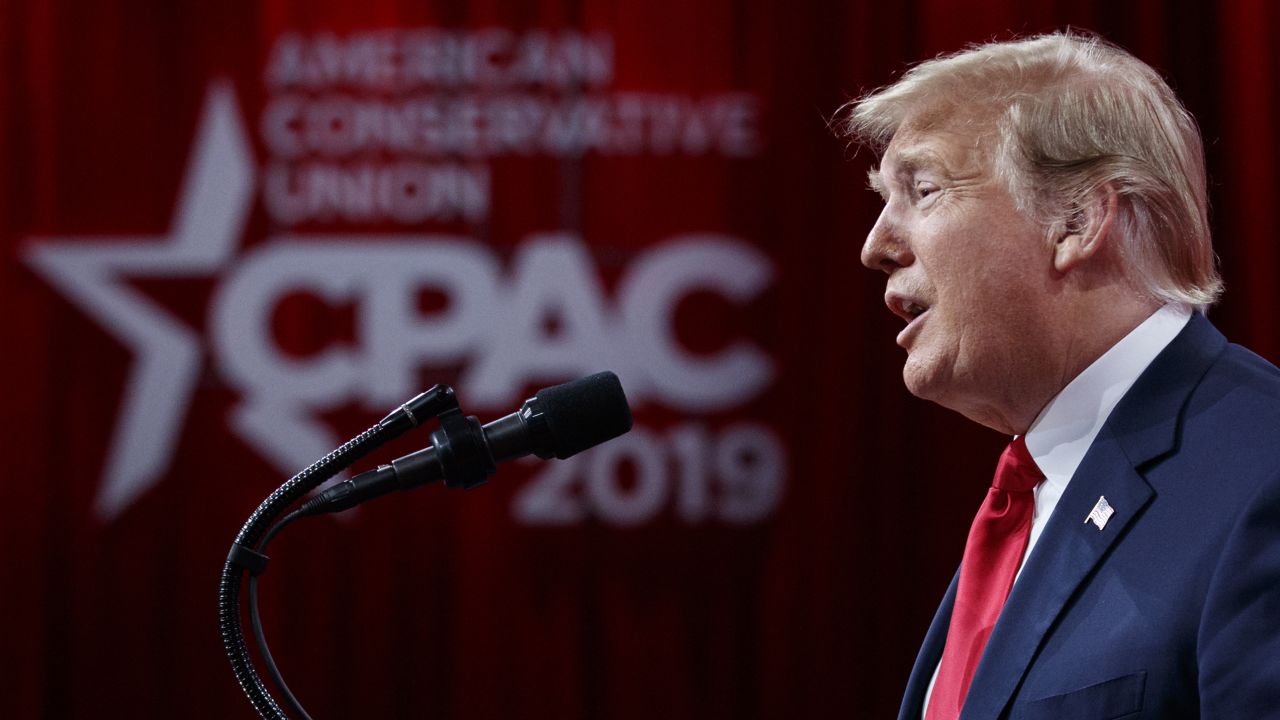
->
[1085, 496, 1115, 531]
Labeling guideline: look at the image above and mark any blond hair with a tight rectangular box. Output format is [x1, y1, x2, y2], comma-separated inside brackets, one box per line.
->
[842, 31, 1221, 309]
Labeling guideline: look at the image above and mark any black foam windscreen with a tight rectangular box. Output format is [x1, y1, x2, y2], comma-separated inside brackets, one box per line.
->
[535, 371, 633, 459]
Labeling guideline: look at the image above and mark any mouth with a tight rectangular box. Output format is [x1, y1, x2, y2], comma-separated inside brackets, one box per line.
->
[885, 291, 932, 347]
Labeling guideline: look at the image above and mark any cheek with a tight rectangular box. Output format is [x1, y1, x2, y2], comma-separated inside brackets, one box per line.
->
[934, 227, 1045, 310]
[927, 242, 989, 308]
[928, 266, 1029, 368]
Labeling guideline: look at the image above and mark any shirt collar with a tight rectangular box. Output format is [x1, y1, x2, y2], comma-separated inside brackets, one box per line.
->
[1024, 303, 1193, 491]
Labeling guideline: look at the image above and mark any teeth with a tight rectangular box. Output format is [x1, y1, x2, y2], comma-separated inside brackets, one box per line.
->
[905, 302, 926, 317]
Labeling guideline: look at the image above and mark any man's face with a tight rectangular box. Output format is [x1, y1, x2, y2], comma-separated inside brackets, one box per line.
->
[861, 119, 1056, 429]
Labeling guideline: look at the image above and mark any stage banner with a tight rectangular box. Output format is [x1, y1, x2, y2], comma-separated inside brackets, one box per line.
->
[2, 1, 1274, 718]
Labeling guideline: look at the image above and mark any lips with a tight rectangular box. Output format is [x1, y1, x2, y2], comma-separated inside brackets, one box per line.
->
[885, 290, 932, 347]
[896, 307, 931, 347]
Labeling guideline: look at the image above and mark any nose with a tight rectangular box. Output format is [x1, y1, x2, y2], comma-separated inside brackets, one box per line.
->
[861, 208, 912, 274]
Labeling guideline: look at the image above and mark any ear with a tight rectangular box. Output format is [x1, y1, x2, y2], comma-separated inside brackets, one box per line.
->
[1053, 186, 1118, 273]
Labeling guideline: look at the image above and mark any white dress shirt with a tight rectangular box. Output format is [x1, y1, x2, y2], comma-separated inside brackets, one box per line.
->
[920, 303, 1193, 718]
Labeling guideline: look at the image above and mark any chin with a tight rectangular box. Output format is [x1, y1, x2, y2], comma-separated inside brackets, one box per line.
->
[901, 357, 941, 401]
[901, 348, 966, 408]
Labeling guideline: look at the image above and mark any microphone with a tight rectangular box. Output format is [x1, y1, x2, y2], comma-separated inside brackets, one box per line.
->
[300, 372, 632, 515]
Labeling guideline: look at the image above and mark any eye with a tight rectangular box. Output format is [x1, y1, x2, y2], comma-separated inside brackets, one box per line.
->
[915, 181, 940, 200]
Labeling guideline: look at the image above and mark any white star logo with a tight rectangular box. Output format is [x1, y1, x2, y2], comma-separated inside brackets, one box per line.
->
[25, 81, 254, 520]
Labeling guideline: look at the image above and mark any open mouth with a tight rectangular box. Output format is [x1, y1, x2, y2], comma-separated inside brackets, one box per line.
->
[885, 292, 932, 346]
[896, 307, 931, 347]
[886, 292, 932, 324]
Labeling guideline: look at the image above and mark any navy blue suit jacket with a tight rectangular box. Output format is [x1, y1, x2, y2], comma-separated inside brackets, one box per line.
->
[898, 314, 1280, 719]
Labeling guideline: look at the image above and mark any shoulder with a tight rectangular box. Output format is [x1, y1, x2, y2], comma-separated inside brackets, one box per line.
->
[1206, 340, 1280, 394]
[1187, 341, 1280, 438]
[1109, 313, 1280, 477]
[1131, 327, 1280, 515]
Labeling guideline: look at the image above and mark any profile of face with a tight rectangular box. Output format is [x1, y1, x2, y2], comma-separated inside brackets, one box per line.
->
[861, 118, 1059, 431]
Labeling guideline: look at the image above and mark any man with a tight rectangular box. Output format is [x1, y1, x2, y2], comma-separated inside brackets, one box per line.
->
[843, 32, 1280, 719]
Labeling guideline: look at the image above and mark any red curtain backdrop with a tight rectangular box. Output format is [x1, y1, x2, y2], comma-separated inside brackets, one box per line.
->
[2, 1, 1276, 718]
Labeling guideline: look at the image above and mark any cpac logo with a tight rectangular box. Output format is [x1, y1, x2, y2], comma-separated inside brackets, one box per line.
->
[26, 82, 776, 521]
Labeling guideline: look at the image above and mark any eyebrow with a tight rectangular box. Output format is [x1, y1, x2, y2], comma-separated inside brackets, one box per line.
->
[866, 147, 955, 198]
[867, 168, 886, 197]
[891, 148, 952, 178]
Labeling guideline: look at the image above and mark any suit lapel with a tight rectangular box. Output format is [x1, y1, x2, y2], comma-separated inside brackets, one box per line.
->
[956, 314, 1227, 719]
[958, 433, 1154, 719]
[898, 571, 958, 720]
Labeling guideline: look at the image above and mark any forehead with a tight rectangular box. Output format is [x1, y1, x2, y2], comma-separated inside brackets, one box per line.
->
[879, 116, 992, 178]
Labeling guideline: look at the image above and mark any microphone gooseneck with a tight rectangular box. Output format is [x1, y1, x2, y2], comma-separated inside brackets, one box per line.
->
[300, 371, 633, 516]
[225, 372, 632, 719]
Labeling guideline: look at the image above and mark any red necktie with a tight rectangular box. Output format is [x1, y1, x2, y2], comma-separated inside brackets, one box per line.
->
[925, 436, 1044, 720]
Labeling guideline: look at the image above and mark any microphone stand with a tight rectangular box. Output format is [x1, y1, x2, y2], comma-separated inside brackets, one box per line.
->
[219, 385, 459, 720]
[221, 371, 631, 718]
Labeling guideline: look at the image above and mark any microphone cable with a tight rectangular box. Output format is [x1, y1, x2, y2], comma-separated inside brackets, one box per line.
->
[220, 386, 459, 720]
[248, 508, 311, 720]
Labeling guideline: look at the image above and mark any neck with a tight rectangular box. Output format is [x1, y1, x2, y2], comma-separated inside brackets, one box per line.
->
[965, 291, 1161, 436]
